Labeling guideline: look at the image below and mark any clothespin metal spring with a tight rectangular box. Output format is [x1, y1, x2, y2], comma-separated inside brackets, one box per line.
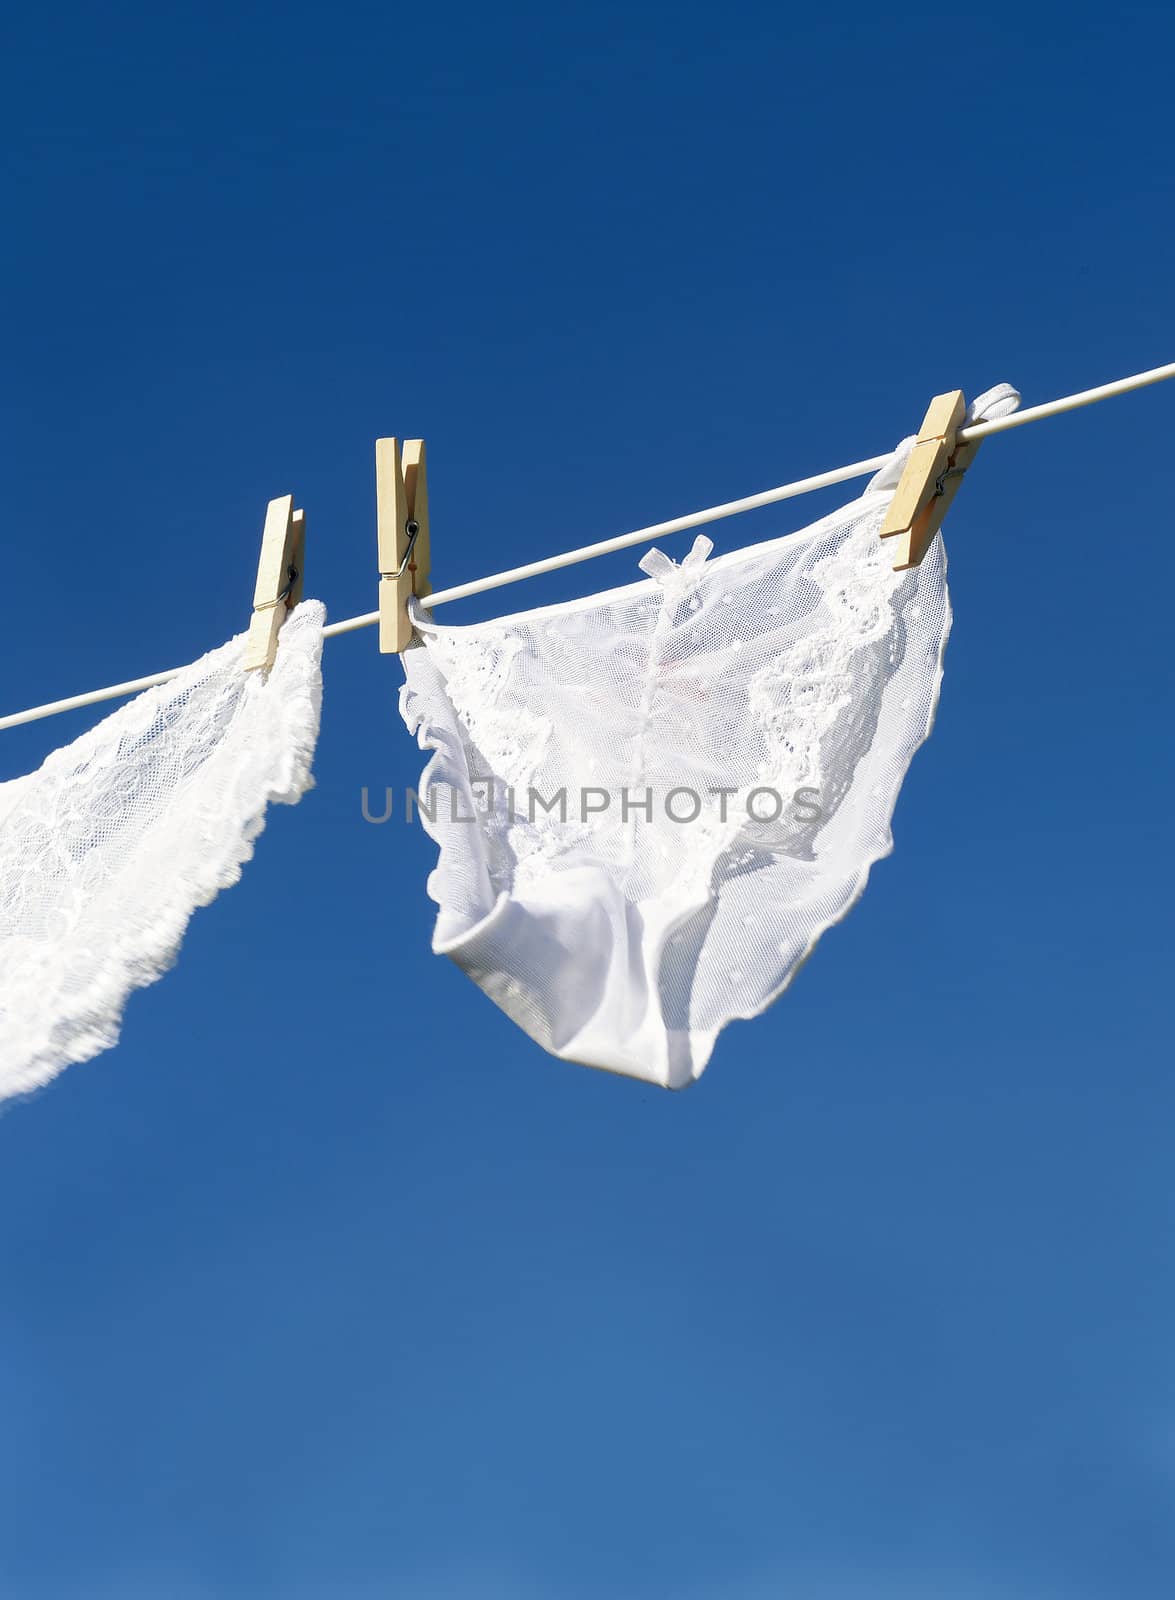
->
[393, 521, 420, 580]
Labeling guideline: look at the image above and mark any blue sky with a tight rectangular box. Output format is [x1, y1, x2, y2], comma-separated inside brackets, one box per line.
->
[3, 2, 1175, 1595]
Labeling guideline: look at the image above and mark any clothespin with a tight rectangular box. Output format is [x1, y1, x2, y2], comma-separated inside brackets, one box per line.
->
[243, 494, 306, 671]
[377, 438, 431, 653]
[880, 390, 980, 570]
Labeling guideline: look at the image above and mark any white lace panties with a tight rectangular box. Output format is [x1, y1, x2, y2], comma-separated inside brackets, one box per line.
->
[0, 600, 325, 1100]
[400, 392, 1018, 1088]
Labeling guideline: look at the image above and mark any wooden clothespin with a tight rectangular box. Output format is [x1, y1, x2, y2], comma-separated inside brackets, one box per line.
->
[880, 390, 980, 570]
[243, 494, 306, 671]
[377, 438, 431, 653]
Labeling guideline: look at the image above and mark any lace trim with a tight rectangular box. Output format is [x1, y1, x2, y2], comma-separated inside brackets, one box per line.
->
[407, 621, 551, 793]
[0, 601, 325, 1101]
[748, 507, 901, 797]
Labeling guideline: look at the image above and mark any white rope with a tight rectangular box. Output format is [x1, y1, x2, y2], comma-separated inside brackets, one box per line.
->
[4, 361, 1174, 732]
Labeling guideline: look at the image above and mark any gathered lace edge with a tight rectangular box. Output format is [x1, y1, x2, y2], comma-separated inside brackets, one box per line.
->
[701, 571, 955, 1062]
[3, 601, 325, 1102]
[398, 667, 506, 952]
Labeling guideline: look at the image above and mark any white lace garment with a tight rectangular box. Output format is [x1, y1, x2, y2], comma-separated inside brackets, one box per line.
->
[400, 388, 1019, 1088]
[0, 599, 325, 1101]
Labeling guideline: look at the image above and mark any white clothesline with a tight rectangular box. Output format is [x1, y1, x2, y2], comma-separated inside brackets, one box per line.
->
[4, 361, 1174, 733]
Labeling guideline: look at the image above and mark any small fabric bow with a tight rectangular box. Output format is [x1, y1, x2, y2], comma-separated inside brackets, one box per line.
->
[638, 534, 714, 593]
